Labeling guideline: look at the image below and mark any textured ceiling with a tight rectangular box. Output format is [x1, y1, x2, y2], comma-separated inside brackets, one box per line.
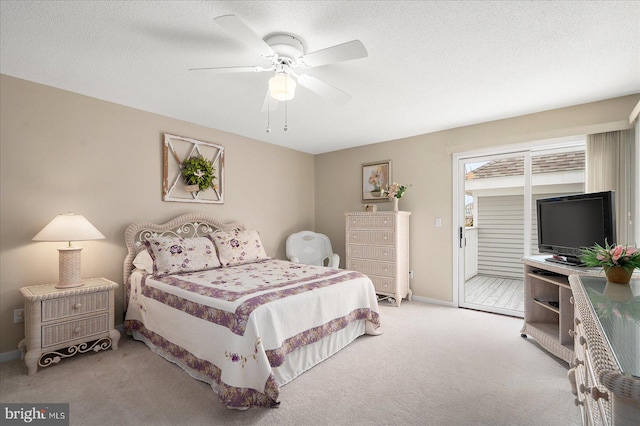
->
[1, 1, 639, 154]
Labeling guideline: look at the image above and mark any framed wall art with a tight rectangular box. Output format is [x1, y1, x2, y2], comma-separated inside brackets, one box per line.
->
[162, 133, 224, 204]
[362, 160, 391, 202]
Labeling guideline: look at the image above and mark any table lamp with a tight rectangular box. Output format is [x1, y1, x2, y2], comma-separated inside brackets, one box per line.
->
[33, 213, 105, 289]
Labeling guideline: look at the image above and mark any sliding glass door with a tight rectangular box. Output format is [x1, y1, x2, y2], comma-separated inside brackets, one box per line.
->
[457, 152, 530, 317]
[454, 142, 586, 317]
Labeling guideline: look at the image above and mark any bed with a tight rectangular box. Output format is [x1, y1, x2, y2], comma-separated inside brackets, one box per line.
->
[122, 213, 381, 409]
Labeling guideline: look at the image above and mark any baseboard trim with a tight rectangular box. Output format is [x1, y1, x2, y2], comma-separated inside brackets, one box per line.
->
[1, 323, 125, 364]
[411, 295, 456, 307]
[0, 349, 21, 363]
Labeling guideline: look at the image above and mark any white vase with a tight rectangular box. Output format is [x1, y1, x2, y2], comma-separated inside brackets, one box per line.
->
[393, 197, 399, 211]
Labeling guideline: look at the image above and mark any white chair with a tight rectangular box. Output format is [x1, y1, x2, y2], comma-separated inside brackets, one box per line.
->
[286, 231, 340, 268]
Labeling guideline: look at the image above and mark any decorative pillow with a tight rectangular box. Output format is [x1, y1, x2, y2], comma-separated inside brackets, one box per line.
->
[211, 229, 268, 267]
[132, 249, 154, 273]
[144, 236, 221, 277]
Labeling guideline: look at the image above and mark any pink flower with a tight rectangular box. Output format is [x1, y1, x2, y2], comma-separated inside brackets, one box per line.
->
[626, 246, 637, 255]
[596, 254, 606, 261]
[611, 245, 624, 263]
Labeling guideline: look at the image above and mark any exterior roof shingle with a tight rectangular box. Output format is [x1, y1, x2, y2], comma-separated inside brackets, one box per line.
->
[465, 151, 585, 180]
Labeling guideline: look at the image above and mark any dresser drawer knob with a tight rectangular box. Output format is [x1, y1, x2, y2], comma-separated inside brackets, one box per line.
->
[567, 367, 577, 395]
[574, 317, 581, 326]
[74, 303, 82, 309]
[73, 327, 82, 334]
[590, 387, 609, 402]
[579, 336, 587, 347]
[578, 384, 608, 401]
[573, 398, 584, 407]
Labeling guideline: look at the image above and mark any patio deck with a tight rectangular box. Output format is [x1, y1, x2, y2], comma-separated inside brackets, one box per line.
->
[465, 274, 524, 313]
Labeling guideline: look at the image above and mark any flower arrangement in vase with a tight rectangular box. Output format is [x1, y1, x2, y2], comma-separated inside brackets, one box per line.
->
[382, 182, 411, 211]
[580, 241, 640, 284]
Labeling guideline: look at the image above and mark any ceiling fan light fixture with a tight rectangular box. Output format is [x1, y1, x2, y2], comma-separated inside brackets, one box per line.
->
[269, 72, 296, 101]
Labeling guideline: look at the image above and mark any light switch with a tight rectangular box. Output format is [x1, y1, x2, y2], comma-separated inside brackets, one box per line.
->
[435, 217, 442, 227]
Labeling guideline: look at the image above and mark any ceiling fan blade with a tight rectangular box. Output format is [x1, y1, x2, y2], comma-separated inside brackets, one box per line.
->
[296, 74, 352, 105]
[214, 14, 275, 58]
[188, 65, 273, 73]
[261, 89, 279, 112]
[298, 40, 367, 68]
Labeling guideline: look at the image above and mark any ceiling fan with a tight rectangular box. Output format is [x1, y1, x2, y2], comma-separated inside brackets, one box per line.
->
[190, 15, 368, 109]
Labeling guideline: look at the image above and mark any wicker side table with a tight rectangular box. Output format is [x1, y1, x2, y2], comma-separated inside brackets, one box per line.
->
[18, 277, 120, 375]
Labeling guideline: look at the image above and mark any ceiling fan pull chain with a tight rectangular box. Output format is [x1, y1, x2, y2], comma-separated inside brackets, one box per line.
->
[284, 99, 289, 132]
[266, 97, 272, 133]
[284, 76, 289, 132]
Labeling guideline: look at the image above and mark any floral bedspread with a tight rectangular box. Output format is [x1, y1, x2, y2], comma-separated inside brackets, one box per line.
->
[124, 259, 380, 408]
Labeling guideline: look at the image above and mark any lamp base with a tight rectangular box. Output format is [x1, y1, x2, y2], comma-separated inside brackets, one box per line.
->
[56, 247, 84, 289]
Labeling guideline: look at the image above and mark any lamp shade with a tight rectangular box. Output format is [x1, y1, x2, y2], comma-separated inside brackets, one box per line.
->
[269, 72, 296, 101]
[33, 213, 104, 288]
[33, 213, 105, 243]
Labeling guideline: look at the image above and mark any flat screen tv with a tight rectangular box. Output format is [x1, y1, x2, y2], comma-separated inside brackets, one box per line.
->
[536, 191, 616, 266]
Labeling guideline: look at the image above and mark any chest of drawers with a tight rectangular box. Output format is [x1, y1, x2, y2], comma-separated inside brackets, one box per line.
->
[568, 275, 640, 425]
[18, 277, 120, 375]
[345, 211, 411, 306]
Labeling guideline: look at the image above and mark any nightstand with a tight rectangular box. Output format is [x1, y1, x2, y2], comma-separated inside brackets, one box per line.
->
[18, 277, 120, 375]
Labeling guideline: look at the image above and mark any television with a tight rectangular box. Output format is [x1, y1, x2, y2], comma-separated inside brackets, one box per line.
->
[536, 191, 616, 266]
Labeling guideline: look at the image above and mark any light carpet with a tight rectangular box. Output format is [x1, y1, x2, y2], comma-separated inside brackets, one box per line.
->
[0, 301, 581, 425]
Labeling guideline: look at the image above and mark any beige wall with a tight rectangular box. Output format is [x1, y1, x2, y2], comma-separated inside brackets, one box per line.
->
[0, 75, 315, 354]
[315, 94, 640, 304]
[1, 72, 637, 356]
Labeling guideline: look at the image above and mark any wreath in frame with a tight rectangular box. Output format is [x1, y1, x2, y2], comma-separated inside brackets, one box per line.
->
[181, 155, 216, 192]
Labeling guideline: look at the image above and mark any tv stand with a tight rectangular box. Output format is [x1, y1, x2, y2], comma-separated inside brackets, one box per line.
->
[521, 256, 603, 364]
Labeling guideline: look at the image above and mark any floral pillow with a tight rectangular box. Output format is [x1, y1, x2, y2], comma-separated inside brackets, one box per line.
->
[144, 236, 221, 277]
[211, 229, 268, 267]
[132, 249, 154, 273]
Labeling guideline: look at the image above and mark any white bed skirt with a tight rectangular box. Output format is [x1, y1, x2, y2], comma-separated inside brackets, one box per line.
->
[130, 318, 368, 397]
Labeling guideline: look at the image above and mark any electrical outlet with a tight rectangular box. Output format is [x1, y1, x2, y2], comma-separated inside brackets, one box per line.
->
[409, 270, 414, 279]
[13, 308, 24, 323]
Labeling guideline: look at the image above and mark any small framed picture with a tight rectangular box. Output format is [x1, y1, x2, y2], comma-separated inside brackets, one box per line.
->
[362, 160, 391, 202]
